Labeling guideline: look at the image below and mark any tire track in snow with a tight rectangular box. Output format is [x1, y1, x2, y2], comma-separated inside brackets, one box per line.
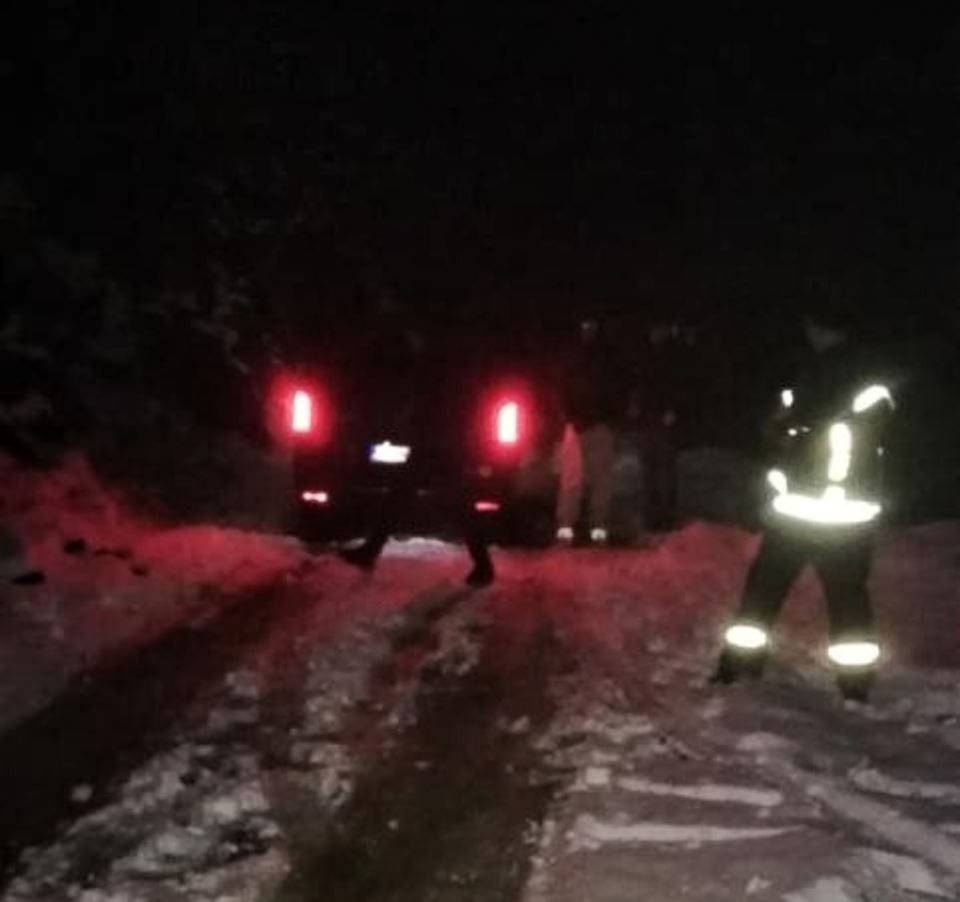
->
[679, 697, 960, 895]
[751, 744, 960, 879]
[611, 775, 783, 808]
[524, 671, 960, 900]
[847, 764, 960, 807]
[276, 579, 566, 902]
[0, 561, 475, 900]
[521, 674, 813, 902]
[571, 814, 798, 848]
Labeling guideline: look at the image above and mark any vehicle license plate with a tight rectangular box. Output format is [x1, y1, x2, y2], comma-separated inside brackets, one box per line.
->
[370, 441, 412, 465]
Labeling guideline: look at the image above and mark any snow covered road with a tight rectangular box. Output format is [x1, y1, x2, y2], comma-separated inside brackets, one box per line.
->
[1, 522, 959, 901]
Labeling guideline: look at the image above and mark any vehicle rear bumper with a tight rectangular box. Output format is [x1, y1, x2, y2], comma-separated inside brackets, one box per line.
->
[293, 464, 511, 542]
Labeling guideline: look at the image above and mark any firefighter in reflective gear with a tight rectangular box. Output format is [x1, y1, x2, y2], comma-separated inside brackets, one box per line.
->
[714, 313, 895, 701]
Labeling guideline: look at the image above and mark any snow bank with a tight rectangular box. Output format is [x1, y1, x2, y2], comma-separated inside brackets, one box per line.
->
[0, 454, 304, 732]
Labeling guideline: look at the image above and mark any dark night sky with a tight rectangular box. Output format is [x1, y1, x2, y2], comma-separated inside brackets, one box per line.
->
[6, 2, 960, 332]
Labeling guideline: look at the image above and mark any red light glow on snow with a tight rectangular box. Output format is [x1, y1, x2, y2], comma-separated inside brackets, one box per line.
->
[292, 390, 314, 433]
[474, 500, 501, 512]
[301, 490, 329, 505]
[496, 401, 520, 445]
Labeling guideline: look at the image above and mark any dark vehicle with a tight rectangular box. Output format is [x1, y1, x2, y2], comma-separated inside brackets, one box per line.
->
[271, 326, 557, 547]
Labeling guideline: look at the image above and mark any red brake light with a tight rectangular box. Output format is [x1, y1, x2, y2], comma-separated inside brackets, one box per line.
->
[291, 389, 314, 434]
[496, 401, 520, 445]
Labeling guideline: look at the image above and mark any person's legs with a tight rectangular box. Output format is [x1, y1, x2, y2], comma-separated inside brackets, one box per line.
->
[339, 527, 389, 570]
[339, 491, 401, 571]
[714, 527, 806, 681]
[583, 423, 616, 542]
[450, 494, 495, 586]
[817, 531, 878, 700]
[463, 520, 495, 587]
[555, 423, 583, 541]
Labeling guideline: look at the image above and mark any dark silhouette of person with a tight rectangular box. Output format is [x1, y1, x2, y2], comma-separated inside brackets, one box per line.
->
[554, 318, 629, 545]
[630, 319, 687, 531]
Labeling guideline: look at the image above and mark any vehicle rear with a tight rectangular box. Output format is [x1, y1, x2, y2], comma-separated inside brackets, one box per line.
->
[271, 339, 550, 543]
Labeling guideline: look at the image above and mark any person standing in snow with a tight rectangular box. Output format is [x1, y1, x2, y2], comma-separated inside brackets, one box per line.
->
[713, 308, 895, 701]
[554, 317, 629, 546]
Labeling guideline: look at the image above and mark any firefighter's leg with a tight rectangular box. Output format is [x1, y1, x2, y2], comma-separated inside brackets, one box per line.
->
[817, 531, 878, 701]
[583, 423, 616, 542]
[714, 527, 806, 683]
[555, 424, 584, 541]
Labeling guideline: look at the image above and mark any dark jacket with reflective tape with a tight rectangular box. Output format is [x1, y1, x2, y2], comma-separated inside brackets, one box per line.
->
[765, 343, 894, 523]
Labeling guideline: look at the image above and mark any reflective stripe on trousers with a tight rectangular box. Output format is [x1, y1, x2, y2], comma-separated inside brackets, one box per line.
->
[732, 524, 876, 647]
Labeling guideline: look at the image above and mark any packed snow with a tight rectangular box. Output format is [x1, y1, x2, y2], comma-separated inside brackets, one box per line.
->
[3, 453, 960, 900]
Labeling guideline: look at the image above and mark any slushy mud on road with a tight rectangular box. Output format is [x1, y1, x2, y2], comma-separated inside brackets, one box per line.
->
[276, 583, 567, 902]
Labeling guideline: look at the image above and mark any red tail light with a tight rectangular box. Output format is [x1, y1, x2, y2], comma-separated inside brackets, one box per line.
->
[291, 389, 314, 434]
[496, 401, 520, 445]
[269, 375, 332, 446]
